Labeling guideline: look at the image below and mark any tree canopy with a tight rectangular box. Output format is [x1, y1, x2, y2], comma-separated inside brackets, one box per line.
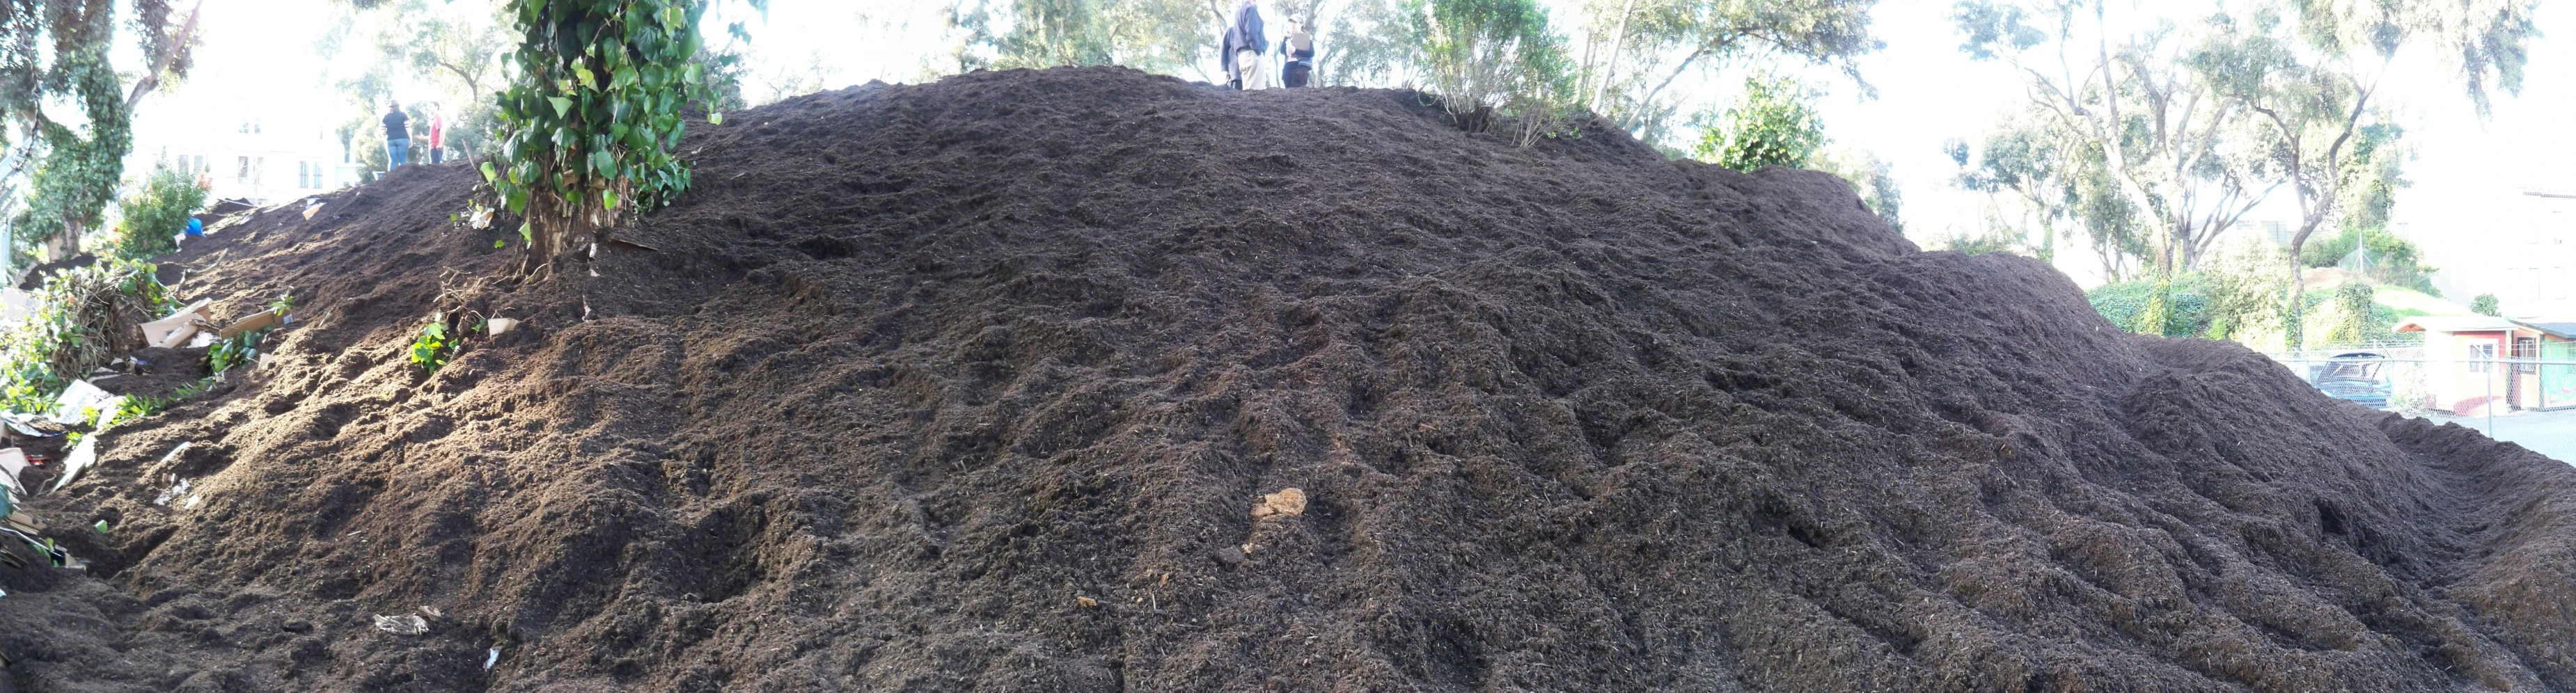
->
[1954, 0, 2536, 344]
[1, 0, 201, 264]
[1693, 75, 1823, 170]
[1574, 0, 1880, 143]
[948, 0, 1219, 78]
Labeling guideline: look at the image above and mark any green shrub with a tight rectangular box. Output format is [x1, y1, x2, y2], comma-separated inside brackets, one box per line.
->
[205, 331, 260, 374]
[1694, 77, 1827, 170]
[2300, 227, 2359, 268]
[117, 392, 175, 420]
[2473, 293, 2500, 316]
[0, 259, 175, 413]
[108, 159, 207, 260]
[408, 322, 454, 374]
[2319, 282, 2378, 346]
[2302, 225, 2440, 295]
[111, 375, 219, 421]
[2087, 276, 2210, 337]
[1404, 0, 1578, 144]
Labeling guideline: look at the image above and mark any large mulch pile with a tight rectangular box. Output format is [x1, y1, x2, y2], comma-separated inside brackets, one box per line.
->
[3, 66, 2575, 692]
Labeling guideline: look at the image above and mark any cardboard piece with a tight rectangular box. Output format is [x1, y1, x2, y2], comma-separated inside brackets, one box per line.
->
[0, 412, 52, 438]
[219, 311, 291, 340]
[0, 287, 35, 325]
[486, 317, 518, 336]
[49, 380, 120, 426]
[0, 449, 26, 507]
[48, 433, 95, 493]
[143, 298, 214, 348]
[4, 509, 42, 534]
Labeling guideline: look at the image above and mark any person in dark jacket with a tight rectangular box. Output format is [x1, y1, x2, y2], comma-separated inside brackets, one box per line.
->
[1220, 0, 1269, 90]
[1280, 15, 1314, 88]
[383, 101, 411, 168]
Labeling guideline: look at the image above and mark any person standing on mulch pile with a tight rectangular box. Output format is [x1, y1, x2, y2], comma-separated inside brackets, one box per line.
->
[1221, 0, 1269, 90]
[383, 101, 411, 168]
[1280, 15, 1314, 88]
[427, 102, 446, 164]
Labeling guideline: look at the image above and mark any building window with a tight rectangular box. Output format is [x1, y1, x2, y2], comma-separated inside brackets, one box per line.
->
[2469, 342, 2499, 373]
[296, 161, 311, 188]
[236, 156, 250, 184]
[253, 157, 265, 186]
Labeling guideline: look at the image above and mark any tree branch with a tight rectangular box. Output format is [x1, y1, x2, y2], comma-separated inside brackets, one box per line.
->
[124, 0, 205, 108]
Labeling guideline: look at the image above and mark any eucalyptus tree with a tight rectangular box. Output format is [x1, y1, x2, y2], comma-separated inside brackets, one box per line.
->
[386, 2, 512, 156]
[948, 0, 1219, 77]
[2199, 0, 2529, 347]
[1951, 119, 2154, 280]
[1955, 1, 2277, 283]
[1819, 148, 1901, 232]
[1329, 0, 1880, 146]
[1949, 120, 2073, 266]
[1572, 0, 1880, 146]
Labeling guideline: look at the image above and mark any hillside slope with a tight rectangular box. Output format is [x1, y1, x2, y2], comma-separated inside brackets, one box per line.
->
[5, 67, 2576, 692]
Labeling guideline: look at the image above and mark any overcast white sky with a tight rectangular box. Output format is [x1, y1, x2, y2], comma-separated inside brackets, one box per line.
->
[123, 0, 2576, 295]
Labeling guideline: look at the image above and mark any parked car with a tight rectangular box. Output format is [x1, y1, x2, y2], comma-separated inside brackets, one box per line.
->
[2310, 351, 2392, 409]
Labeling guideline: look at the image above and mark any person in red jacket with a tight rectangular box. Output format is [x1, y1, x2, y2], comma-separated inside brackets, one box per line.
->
[427, 102, 447, 164]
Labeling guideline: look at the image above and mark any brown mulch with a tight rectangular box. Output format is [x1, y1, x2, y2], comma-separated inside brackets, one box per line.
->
[0, 66, 2571, 692]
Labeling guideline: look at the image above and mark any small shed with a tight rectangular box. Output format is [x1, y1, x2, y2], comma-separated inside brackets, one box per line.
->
[2394, 316, 2576, 413]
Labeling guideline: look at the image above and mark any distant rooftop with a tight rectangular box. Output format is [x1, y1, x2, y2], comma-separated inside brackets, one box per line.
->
[2393, 315, 2520, 333]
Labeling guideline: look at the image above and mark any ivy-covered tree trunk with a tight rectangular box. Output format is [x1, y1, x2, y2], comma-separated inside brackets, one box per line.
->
[13, 49, 132, 262]
[491, 0, 741, 276]
[3, 0, 197, 269]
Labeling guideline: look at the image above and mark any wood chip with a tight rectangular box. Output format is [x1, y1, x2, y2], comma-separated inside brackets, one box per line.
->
[1250, 487, 1307, 519]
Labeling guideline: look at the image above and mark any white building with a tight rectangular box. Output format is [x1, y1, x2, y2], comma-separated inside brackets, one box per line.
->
[129, 102, 362, 207]
[2478, 190, 2576, 314]
[2401, 189, 2576, 317]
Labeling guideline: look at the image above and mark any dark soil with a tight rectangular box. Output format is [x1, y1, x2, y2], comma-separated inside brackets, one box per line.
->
[91, 347, 215, 401]
[4, 66, 2576, 692]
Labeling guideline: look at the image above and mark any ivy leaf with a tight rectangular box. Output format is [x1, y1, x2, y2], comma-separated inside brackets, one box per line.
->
[709, 112, 723, 125]
[548, 97, 572, 118]
[603, 189, 620, 210]
[480, 161, 498, 184]
[519, 223, 534, 245]
[495, 239, 508, 248]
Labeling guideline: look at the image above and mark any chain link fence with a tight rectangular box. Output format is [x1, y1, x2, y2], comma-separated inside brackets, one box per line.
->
[2268, 347, 2576, 436]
